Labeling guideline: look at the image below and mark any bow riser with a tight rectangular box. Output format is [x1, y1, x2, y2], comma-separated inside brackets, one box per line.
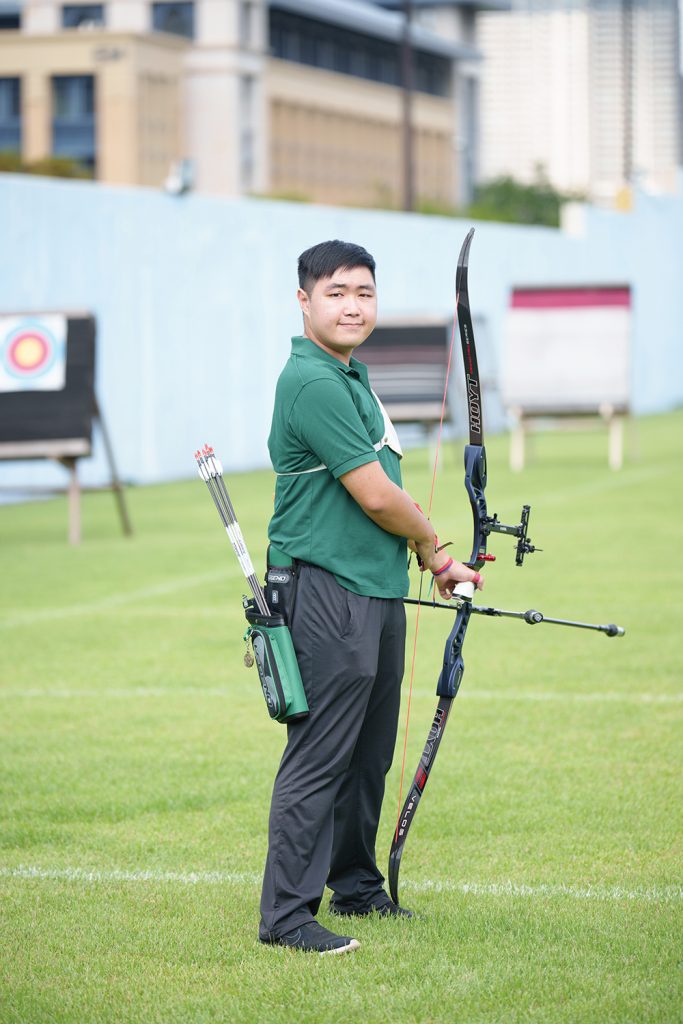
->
[463, 444, 488, 569]
[436, 602, 470, 699]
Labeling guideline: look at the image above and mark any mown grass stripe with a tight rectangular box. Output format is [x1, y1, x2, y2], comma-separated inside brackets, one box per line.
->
[0, 569, 232, 628]
[1, 866, 680, 903]
[538, 464, 668, 506]
[0, 687, 679, 704]
[464, 690, 683, 704]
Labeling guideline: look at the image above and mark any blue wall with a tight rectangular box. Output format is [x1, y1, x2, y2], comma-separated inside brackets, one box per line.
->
[0, 173, 681, 492]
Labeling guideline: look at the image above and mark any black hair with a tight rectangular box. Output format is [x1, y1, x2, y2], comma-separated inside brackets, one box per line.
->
[297, 239, 376, 292]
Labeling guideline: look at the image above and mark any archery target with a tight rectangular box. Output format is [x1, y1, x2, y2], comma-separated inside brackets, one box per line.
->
[0, 315, 67, 392]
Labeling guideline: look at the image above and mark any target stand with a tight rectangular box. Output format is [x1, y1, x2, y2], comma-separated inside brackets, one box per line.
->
[0, 312, 132, 544]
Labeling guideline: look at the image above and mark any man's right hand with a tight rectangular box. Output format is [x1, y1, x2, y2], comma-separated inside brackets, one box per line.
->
[414, 540, 483, 594]
[431, 557, 484, 600]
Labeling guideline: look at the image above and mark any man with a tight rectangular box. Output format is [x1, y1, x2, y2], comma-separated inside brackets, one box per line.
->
[259, 240, 483, 955]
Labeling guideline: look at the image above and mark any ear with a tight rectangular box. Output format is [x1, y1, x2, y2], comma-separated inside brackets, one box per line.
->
[296, 287, 310, 319]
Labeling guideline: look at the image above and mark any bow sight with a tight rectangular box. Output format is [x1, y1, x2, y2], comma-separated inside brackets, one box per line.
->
[483, 504, 538, 566]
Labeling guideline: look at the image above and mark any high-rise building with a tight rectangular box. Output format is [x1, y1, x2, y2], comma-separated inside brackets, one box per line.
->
[476, 0, 681, 204]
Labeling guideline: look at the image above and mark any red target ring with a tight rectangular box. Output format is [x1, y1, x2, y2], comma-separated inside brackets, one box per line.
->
[6, 330, 52, 377]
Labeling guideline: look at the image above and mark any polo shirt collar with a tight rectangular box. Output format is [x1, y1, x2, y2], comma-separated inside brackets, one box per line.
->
[291, 335, 370, 386]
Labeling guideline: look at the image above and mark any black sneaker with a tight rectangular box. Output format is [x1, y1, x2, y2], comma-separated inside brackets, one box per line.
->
[330, 892, 414, 918]
[260, 921, 360, 955]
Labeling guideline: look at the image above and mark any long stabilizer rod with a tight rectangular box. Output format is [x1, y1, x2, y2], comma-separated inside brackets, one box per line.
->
[403, 598, 625, 637]
[195, 444, 270, 616]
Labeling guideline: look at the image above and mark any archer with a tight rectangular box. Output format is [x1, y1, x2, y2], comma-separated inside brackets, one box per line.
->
[258, 239, 483, 955]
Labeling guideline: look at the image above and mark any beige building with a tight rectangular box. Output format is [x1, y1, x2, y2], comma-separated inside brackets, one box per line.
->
[0, 29, 186, 185]
[267, 47, 456, 208]
[0, 0, 498, 207]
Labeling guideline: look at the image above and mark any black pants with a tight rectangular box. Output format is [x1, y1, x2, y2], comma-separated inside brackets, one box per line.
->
[259, 564, 406, 939]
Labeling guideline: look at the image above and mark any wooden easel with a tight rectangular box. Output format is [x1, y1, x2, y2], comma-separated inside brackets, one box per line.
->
[0, 396, 132, 545]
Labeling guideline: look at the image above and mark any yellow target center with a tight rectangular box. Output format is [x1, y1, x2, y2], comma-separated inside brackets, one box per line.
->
[14, 336, 46, 369]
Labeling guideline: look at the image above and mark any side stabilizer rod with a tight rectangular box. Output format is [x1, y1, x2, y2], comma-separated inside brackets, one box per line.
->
[403, 598, 625, 637]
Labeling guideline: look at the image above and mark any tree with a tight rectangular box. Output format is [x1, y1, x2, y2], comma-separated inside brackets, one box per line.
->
[466, 169, 578, 228]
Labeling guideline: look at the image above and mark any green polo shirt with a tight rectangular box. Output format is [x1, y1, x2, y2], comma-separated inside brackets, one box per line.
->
[267, 335, 409, 598]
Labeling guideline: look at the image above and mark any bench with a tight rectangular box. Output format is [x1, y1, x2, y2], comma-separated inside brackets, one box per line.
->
[362, 319, 451, 427]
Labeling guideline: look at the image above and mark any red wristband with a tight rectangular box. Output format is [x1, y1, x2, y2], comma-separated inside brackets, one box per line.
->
[432, 557, 454, 577]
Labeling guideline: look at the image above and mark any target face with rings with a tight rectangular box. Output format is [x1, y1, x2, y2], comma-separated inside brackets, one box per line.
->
[0, 315, 67, 392]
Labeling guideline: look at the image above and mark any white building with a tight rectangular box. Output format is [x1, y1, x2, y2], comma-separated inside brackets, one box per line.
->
[475, 0, 681, 204]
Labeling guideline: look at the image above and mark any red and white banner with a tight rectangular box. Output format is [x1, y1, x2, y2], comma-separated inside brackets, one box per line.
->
[503, 287, 631, 412]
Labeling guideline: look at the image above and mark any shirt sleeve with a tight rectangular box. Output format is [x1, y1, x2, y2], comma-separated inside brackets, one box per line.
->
[288, 377, 379, 479]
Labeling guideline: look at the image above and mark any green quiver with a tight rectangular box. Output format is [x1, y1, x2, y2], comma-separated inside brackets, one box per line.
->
[244, 606, 309, 724]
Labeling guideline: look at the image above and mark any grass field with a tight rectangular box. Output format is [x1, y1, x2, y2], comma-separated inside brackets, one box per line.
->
[1, 413, 681, 1024]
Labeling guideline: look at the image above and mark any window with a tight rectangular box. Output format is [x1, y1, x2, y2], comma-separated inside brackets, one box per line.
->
[415, 52, 450, 98]
[0, 77, 21, 152]
[0, 11, 20, 30]
[52, 75, 96, 171]
[152, 2, 194, 39]
[268, 10, 450, 97]
[62, 4, 105, 28]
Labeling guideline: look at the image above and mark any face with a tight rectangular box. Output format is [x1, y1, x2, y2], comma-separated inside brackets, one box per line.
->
[297, 265, 377, 363]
